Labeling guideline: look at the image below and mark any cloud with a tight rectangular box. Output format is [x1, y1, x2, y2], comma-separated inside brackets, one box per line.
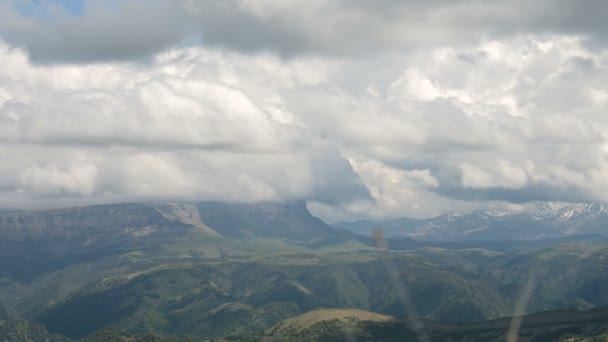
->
[0, 0, 185, 63]
[1, 0, 608, 63]
[20, 162, 98, 196]
[460, 161, 530, 190]
[1, 15, 608, 221]
[460, 163, 497, 189]
[0, 40, 369, 211]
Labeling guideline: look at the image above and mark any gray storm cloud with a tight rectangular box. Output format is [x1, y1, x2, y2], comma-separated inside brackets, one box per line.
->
[1, 0, 608, 63]
[0, 1, 608, 221]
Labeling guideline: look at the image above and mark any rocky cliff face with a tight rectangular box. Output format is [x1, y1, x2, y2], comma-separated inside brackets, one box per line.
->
[195, 200, 335, 240]
[0, 203, 195, 281]
[0, 200, 335, 242]
[0, 203, 199, 258]
[0, 200, 342, 281]
[0, 203, 172, 240]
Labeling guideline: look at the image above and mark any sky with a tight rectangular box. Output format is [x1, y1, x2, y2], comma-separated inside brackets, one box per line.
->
[1, 0, 608, 221]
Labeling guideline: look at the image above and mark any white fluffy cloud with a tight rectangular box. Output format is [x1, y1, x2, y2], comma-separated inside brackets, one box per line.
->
[0, 42, 370, 212]
[1, 2, 608, 221]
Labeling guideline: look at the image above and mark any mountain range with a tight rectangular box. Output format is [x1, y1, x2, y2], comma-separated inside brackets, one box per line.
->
[333, 202, 608, 241]
[0, 200, 607, 340]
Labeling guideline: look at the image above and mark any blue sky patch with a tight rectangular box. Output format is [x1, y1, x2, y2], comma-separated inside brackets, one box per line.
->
[13, 0, 85, 17]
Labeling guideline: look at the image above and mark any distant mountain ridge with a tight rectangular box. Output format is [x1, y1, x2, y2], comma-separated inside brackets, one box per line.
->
[0, 200, 378, 281]
[192, 200, 335, 240]
[1, 200, 608, 339]
[0, 200, 335, 241]
[334, 201, 608, 241]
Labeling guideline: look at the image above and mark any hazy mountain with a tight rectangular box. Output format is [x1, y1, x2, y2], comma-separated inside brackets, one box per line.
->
[0, 201, 356, 281]
[0, 203, 195, 281]
[0, 200, 346, 247]
[2, 201, 608, 340]
[334, 202, 608, 241]
[0, 200, 339, 245]
[193, 200, 335, 241]
[332, 217, 418, 236]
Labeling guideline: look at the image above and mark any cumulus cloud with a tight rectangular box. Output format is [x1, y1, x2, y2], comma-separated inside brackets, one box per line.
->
[1, 0, 608, 63]
[20, 162, 98, 196]
[0, 40, 371, 212]
[1, 2, 608, 221]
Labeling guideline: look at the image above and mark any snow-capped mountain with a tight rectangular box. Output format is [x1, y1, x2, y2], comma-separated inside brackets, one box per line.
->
[333, 202, 608, 242]
[527, 202, 608, 222]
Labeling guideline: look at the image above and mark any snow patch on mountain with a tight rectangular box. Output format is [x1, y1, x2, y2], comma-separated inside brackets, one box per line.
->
[334, 201, 608, 241]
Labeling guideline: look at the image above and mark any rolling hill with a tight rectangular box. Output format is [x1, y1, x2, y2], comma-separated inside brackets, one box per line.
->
[1, 201, 608, 339]
[15, 243, 608, 339]
[4, 306, 608, 341]
[253, 305, 608, 342]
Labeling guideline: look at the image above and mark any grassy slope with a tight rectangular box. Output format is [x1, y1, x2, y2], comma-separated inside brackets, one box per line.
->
[15, 242, 606, 338]
[258, 306, 608, 342]
[4, 306, 608, 342]
[1, 220, 607, 340]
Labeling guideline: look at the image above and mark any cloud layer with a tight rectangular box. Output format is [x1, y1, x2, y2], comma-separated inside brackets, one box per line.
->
[1, 1, 608, 221]
[1, 0, 608, 63]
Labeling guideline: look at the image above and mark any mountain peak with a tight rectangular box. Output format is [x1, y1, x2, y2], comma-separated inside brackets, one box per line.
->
[524, 201, 608, 222]
[195, 200, 334, 240]
[336, 201, 608, 242]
